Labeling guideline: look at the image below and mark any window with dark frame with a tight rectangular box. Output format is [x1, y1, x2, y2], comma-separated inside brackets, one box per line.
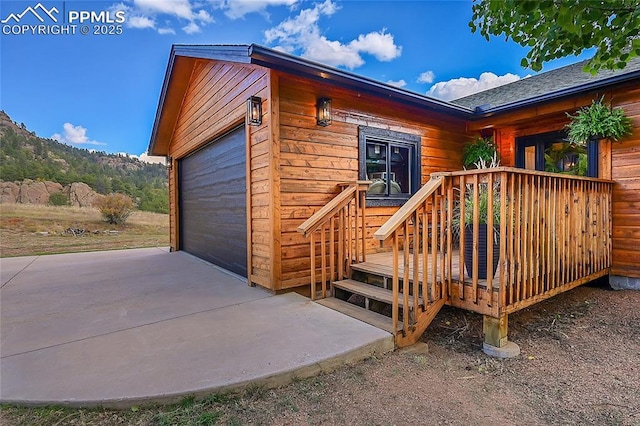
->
[516, 130, 598, 177]
[358, 126, 421, 206]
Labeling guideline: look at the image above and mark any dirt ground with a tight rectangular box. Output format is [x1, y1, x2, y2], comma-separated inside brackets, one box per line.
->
[2, 281, 638, 425]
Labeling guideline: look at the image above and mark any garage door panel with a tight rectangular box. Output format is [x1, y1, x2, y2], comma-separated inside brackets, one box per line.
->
[179, 127, 247, 277]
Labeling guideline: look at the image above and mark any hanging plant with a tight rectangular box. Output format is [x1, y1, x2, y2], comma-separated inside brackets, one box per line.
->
[565, 97, 633, 145]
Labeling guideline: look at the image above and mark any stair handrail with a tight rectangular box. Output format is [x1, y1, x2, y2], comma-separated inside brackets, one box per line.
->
[298, 181, 370, 300]
[371, 174, 449, 345]
[373, 175, 444, 242]
[298, 186, 356, 237]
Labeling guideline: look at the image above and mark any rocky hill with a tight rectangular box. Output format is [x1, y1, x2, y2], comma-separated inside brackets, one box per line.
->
[0, 111, 168, 213]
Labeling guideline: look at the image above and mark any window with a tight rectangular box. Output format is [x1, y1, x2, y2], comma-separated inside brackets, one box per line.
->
[516, 130, 598, 177]
[358, 126, 421, 205]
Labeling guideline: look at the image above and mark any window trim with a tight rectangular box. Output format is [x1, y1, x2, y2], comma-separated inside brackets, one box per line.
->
[358, 126, 421, 207]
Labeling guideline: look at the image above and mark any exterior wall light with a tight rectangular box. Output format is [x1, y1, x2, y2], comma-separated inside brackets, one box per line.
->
[316, 97, 332, 126]
[247, 96, 262, 126]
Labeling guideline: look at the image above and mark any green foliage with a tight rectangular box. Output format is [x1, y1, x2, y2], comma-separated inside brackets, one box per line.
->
[0, 116, 168, 214]
[48, 191, 69, 206]
[461, 183, 501, 225]
[462, 137, 499, 169]
[470, 0, 640, 73]
[544, 143, 588, 176]
[94, 193, 134, 225]
[565, 98, 633, 144]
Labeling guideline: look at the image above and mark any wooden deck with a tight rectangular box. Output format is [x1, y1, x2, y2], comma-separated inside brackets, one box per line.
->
[354, 250, 497, 289]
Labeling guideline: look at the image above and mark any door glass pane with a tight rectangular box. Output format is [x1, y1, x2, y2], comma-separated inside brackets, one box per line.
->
[524, 146, 536, 170]
[366, 142, 387, 195]
[390, 145, 410, 195]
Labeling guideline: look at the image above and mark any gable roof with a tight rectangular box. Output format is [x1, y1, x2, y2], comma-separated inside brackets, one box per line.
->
[149, 44, 640, 156]
[148, 44, 473, 155]
[452, 56, 640, 112]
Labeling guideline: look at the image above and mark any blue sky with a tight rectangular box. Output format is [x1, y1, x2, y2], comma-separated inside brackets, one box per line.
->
[1, 0, 593, 161]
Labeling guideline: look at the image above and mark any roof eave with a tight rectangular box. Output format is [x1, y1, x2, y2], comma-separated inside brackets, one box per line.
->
[147, 45, 253, 156]
[247, 45, 474, 119]
[474, 70, 640, 118]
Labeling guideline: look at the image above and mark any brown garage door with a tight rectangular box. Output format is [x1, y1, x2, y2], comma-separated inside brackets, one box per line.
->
[179, 126, 247, 277]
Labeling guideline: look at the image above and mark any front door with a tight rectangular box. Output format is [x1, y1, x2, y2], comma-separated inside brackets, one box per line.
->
[516, 130, 598, 177]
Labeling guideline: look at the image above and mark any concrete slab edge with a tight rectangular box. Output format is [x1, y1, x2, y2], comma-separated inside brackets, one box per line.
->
[1, 335, 395, 410]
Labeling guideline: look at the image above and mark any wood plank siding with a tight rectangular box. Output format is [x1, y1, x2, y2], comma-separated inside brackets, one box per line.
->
[167, 59, 273, 287]
[275, 72, 472, 290]
[472, 82, 640, 278]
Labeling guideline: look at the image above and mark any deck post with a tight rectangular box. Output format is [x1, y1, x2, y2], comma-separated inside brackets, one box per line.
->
[482, 313, 520, 358]
[483, 314, 508, 348]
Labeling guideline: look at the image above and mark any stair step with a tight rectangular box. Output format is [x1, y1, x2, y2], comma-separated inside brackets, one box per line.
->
[333, 279, 422, 309]
[351, 262, 423, 284]
[315, 297, 398, 334]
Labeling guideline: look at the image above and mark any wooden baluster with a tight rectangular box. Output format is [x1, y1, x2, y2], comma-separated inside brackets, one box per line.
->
[403, 221, 411, 329]
[459, 175, 466, 293]
[514, 174, 522, 303]
[413, 210, 420, 316]
[329, 216, 335, 290]
[499, 172, 507, 310]
[338, 207, 344, 279]
[472, 174, 479, 304]
[321, 223, 327, 299]
[361, 189, 367, 263]
[355, 187, 360, 264]
[392, 233, 399, 335]
[310, 233, 316, 300]
[422, 205, 429, 304]
[508, 174, 516, 305]
[431, 191, 438, 301]
[486, 172, 494, 307]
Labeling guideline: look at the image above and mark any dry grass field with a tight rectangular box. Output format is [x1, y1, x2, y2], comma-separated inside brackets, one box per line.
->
[0, 204, 169, 257]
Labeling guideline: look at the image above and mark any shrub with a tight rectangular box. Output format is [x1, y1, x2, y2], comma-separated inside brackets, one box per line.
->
[94, 193, 134, 225]
[48, 191, 69, 206]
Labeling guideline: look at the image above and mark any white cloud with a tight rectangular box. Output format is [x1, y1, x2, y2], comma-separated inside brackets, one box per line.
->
[137, 152, 167, 164]
[264, 0, 401, 69]
[349, 30, 401, 62]
[427, 72, 521, 101]
[157, 26, 176, 35]
[417, 70, 435, 84]
[387, 79, 406, 88]
[52, 123, 106, 146]
[112, 0, 213, 34]
[182, 21, 201, 34]
[127, 15, 155, 29]
[224, 0, 299, 20]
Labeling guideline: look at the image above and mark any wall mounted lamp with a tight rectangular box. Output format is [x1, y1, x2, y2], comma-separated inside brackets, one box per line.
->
[316, 97, 332, 126]
[166, 156, 173, 169]
[247, 96, 262, 126]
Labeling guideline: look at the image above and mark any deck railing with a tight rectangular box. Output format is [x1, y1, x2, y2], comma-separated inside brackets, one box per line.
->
[297, 181, 370, 300]
[375, 167, 613, 320]
[373, 176, 449, 339]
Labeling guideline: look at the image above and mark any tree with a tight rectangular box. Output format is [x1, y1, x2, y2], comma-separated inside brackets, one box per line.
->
[469, 0, 640, 73]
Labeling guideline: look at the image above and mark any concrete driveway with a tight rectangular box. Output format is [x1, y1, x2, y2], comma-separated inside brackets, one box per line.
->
[0, 248, 393, 408]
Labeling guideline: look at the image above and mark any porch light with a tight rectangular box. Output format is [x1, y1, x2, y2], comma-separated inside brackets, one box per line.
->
[316, 97, 332, 126]
[247, 96, 262, 126]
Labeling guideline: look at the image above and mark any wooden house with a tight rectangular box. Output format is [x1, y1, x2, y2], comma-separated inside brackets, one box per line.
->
[148, 45, 640, 354]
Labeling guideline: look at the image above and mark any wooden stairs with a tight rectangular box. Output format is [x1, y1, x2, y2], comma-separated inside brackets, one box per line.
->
[315, 260, 446, 347]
